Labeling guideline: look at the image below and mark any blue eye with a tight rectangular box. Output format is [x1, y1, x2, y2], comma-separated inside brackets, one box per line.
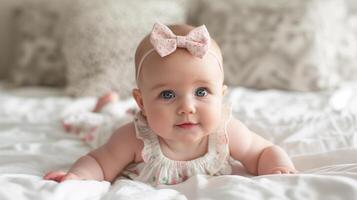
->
[195, 87, 208, 97]
[160, 90, 175, 100]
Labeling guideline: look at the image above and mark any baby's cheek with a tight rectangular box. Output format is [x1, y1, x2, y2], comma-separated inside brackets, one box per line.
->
[201, 107, 222, 132]
[147, 113, 172, 135]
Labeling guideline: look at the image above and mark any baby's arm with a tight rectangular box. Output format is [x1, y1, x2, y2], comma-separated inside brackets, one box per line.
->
[228, 118, 297, 175]
[44, 122, 142, 182]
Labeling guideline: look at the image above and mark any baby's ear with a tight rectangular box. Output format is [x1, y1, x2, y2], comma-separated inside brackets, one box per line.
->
[222, 85, 228, 96]
[132, 88, 145, 115]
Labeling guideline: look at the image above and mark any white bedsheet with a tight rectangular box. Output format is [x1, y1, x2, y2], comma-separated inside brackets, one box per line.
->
[0, 82, 357, 200]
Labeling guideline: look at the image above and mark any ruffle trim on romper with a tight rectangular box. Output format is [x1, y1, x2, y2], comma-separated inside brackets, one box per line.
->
[130, 104, 232, 185]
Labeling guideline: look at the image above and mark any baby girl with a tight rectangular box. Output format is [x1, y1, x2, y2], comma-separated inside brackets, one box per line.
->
[44, 22, 297, 185]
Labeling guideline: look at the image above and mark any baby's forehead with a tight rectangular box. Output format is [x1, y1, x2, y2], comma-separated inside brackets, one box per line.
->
[140, 49, 224, 89]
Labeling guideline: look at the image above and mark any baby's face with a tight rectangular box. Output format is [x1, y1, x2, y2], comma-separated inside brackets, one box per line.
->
[134, 49, 226, 144]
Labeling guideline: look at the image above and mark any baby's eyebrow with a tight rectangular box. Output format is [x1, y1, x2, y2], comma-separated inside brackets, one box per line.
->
[150, 83, 168, 91]
[194, 80, 215, 86]
[150, 80, 216, 91]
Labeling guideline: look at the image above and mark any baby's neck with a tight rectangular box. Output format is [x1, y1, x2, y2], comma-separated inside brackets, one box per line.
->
[158, 136, 209, 161]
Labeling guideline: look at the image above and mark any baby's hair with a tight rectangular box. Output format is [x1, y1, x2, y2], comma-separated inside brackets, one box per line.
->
[134, 24, 223, 84]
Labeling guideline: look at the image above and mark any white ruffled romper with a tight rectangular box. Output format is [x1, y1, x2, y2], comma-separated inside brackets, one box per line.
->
[121, 106, 233, 186]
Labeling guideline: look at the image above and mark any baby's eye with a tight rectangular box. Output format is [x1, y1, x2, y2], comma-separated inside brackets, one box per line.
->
[159, 90, 175, 100]
[195, 87, 208, 97]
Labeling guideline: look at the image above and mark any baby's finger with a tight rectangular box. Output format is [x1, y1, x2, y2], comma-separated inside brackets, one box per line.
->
[43, 171, 67, 182]
[283, 169, 293, 174]
[60, 173, 81, 182]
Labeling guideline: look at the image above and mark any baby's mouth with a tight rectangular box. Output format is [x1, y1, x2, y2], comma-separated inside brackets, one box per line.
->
[175, 122, 199, 129]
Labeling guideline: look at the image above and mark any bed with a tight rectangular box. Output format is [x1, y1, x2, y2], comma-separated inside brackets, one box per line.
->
[1, 81, 357, 200]
[1, 0, 357, 198]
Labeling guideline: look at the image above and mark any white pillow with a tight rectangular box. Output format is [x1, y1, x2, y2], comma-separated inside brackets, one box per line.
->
[63, 0, 187, 98]
[189, 0, 357, 91]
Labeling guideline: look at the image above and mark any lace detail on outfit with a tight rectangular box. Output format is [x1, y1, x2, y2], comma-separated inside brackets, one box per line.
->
[121, 105, 232, 186]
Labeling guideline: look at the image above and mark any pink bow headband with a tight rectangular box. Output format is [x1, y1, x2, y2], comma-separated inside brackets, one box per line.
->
[136, 22, 223, 82]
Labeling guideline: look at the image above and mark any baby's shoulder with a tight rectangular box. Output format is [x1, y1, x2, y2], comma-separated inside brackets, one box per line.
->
[226, 117, 252, 142]
[226, 117, 246, 133]
[109, 122, 144, 162]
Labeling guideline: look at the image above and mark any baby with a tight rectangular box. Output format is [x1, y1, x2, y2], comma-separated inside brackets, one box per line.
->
[44, 22, 297, 185]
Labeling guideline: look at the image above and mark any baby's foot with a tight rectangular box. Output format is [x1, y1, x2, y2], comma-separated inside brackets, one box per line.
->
[93, 91, 119, 112]
[61, 112, 104, 135]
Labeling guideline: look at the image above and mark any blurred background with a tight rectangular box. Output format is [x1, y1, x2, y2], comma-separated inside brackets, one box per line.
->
[0, 0, 357, 99]
[0, 0, 68, 82]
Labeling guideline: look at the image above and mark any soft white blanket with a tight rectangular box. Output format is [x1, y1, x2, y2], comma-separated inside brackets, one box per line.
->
[0, 82, 356, 200]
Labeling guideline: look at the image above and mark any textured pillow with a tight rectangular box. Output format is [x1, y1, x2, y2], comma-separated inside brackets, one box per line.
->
[8, 3, 67, 87]
[189, 0, 357, 91]
[342, 0, 357, 80]
[63, 0, 188, 99]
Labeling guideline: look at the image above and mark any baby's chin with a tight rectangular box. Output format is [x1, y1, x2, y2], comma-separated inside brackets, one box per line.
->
[172, 135, 208, 145]
[172, 129, 210, 143]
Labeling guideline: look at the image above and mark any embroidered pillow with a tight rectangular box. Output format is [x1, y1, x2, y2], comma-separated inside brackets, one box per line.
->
[189, 0, 357, 91]
[63, 0, 188, 99]
[8, 3, 66, 87]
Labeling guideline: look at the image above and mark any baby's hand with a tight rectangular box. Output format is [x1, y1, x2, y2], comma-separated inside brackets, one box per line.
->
[270, 166, 298, 174]
[43, 171, 82, 182]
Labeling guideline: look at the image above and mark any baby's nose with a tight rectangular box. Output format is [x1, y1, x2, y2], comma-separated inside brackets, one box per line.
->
[177, 97, 196, 115]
